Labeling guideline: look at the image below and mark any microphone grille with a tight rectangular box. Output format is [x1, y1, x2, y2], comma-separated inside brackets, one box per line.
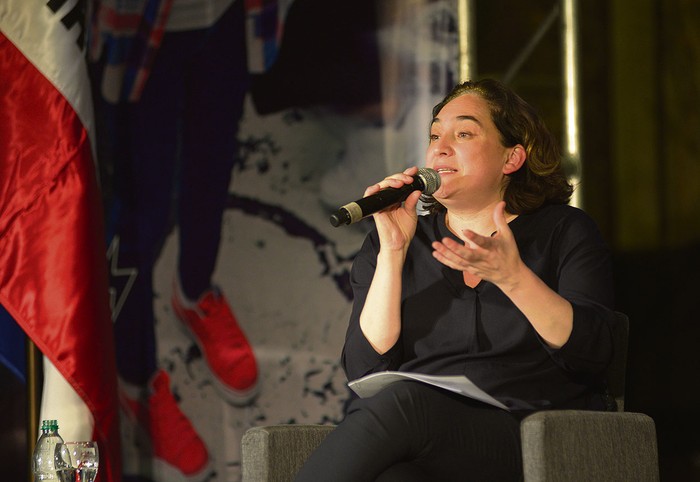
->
[417, 168, 441, 195]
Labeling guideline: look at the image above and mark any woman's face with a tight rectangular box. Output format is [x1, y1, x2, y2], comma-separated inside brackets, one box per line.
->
[426, 93, 516, 209]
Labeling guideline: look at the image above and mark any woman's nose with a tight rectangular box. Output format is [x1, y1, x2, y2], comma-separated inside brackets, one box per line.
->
[432, 137, 452, 156]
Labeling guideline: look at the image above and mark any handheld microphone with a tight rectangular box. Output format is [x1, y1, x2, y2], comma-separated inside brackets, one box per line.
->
[329, 168, 441, 227]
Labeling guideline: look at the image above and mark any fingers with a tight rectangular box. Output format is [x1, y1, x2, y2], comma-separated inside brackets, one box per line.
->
[431, 240, 462, 270]
[431, 237, 475, 269]
[432, 203, 521, 283]
[462, 229, 492, 249]
[432, 229, 497, 270]
[363, 167, 421, 197]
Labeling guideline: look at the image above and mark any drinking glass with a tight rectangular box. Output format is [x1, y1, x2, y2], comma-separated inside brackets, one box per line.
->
[54, 441, 99, 482]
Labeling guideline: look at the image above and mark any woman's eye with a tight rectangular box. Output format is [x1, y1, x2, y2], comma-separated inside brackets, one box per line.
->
[458, 131, 472, 138]
[429, 134, 439, 142]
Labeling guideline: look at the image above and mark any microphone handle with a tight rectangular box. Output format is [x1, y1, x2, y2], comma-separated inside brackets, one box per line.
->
[329, 184, 416, 227]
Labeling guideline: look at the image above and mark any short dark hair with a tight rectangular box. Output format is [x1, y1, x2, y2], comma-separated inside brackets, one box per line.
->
[422, 78, 573, 215]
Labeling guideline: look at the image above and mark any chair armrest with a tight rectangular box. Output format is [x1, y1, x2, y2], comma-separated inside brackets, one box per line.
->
[242, 424, 336, 482]
[521, 410, 659, 482]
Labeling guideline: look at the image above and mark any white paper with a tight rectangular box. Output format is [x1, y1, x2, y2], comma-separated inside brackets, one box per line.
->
[348, 371, 509, 411]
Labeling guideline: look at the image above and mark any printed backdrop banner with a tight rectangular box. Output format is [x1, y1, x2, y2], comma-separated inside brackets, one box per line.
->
[89, 0, 459, 480]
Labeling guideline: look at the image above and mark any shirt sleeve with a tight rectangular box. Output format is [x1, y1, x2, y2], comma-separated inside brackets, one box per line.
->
[543, 208, 617, 374]
[341, 230, 403, 381]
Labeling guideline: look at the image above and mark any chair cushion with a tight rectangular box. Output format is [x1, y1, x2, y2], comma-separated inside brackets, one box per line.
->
[521, 410, 659, 482]
[242, 424, 335, 482]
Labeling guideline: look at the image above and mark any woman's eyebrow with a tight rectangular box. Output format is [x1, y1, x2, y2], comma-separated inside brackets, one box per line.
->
[431, 114, 483, 126]
[455, 115, 482, 125]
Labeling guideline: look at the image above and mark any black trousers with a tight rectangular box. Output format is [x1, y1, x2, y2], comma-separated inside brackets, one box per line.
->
[294, 381, 523, 482]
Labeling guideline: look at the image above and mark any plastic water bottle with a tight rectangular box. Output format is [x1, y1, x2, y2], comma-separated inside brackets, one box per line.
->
[32, 419, 64, 481]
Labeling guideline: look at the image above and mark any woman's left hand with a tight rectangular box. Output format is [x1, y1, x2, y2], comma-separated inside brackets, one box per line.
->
[434, 201, 574, 347]
[431, 201, 525, 290]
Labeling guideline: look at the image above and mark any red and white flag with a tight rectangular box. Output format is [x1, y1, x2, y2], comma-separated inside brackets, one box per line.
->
[0, 1, 121, 480]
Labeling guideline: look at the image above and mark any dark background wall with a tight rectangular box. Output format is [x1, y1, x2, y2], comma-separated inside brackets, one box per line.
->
[475, 0, 699, 479]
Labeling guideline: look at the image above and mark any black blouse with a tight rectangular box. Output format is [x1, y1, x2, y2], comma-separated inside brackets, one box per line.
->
[342, 203, 617, 413]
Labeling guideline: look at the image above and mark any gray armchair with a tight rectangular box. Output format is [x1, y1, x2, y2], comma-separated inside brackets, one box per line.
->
[242, 312, 659, 481]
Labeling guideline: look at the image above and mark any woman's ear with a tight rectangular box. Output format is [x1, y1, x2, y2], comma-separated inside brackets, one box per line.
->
[503, 145, 526, 174]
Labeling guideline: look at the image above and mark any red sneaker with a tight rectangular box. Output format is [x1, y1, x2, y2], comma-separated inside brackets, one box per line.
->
[172, 282, 259, 405]
[120, 370, 211, 481]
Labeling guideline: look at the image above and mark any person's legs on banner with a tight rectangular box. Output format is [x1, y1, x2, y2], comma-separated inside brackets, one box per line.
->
[110, 22, 215, 482]
[172, 0, 258, 406]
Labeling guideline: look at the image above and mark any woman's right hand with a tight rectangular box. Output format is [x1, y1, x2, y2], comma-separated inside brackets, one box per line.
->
[366, 166, 423, 254]
[358, 166, 422, 354]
